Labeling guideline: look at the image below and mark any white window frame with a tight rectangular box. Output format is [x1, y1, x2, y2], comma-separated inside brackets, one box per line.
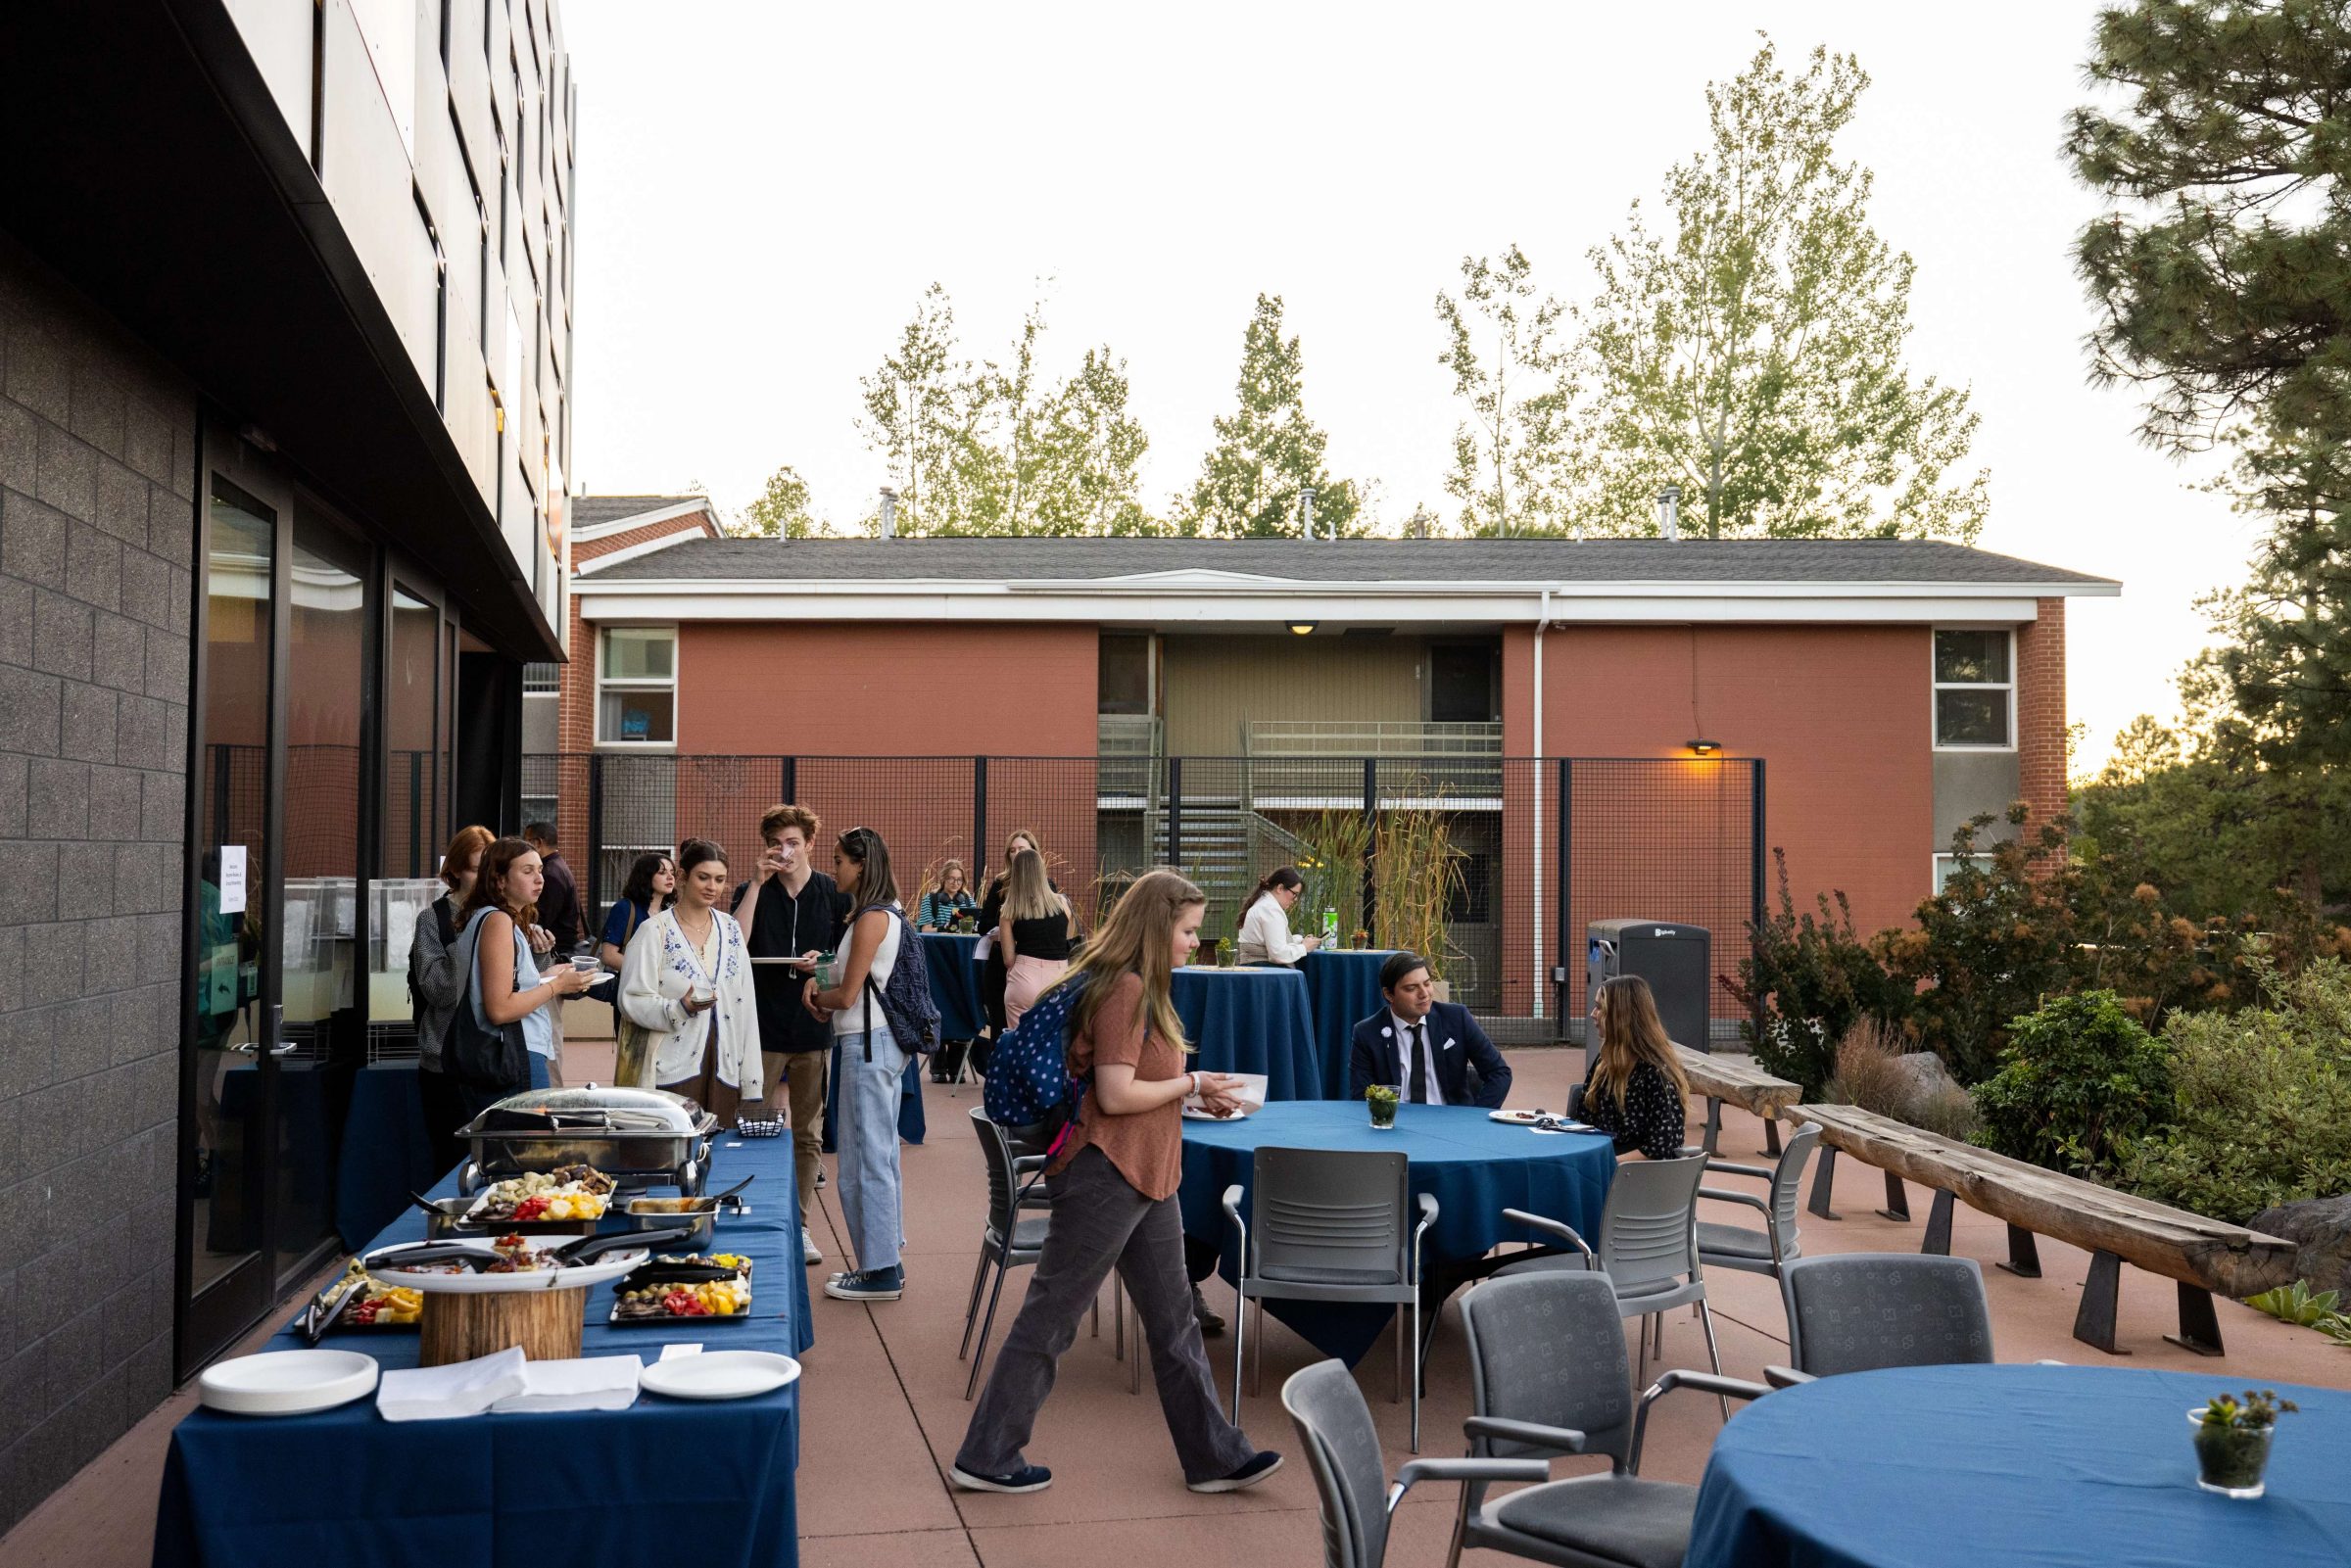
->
[595, 625, 678, 749]
[1931, 851, 1981, 896]
[1931, 626, 2015, 752]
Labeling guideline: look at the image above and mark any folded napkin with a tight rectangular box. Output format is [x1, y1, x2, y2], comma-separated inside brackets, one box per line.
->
[491, 1354, 645, 1414]
[377, 1347, 528, 1422]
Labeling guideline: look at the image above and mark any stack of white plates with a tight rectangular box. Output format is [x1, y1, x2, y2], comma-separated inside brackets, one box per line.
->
[199, 1350, 380, 1416]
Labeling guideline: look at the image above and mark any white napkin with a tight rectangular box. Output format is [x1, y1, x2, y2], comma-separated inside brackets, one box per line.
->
[376, 1347, 528, 1422]
[491, 1354, 645, 1414]
[1183, 1072, 1268, 1117]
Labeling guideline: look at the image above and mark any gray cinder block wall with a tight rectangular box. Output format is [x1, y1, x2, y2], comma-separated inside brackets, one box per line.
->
[0, 231, 193, 1532]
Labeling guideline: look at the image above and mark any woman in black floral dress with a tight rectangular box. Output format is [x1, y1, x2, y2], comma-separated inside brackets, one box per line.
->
[1580, 975, 1691, 1160]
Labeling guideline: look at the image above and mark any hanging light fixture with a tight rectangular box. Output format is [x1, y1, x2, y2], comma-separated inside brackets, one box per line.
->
[1686, 737, 1721, 756]
[1288, 620, 1318, 636]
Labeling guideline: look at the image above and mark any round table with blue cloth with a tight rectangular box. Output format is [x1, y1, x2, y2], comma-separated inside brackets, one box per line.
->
[1178, 1101, 1615, 1366]
[1686, 1364, 2351, 1568]
[1169, 966, 1321, 1103]
[1298, 948, 1406, 1101]
[921, 931, 986, 1042]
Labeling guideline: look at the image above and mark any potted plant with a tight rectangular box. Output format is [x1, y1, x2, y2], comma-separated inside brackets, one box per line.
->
[1366, 1083, 1400, 1130]
[2190, 1389, 2296, 1497]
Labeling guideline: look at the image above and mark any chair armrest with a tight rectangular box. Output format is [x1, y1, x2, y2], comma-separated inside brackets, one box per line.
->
[1501, 1209, 1594, 1258]
[1704, 1160, 1774, 1180]
[1012, 1154, 1049, 1172]
[1464, 1415, 1586, 1454]
[1386, 1457, 1550, 1514]
[1762, 1366, 1815, 1389]
[1697, 1188, 1773, 1215]
[1221, 1183, 1245, 1219]
[1629, 1370, 1772, 1472]
[1416, 1192, 1440, 1224]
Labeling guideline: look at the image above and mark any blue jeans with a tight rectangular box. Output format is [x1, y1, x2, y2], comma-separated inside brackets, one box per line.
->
[527, 1051, 552, 1090]
[836, 1022, 906, 1273]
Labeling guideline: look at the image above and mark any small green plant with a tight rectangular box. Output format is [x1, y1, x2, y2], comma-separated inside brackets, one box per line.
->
[2198, 1390, 2297, 1430]
[1366, 1082, 1400, 1127]
[2245, 1281, 2342, 1330]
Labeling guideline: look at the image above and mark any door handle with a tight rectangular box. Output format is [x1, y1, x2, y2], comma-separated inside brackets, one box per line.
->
[231, 1040, 260, 1055]
[267, 1039, 299, 1057]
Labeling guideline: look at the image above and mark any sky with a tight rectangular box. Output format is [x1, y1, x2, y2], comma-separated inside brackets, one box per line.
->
[558, 0, 2262, 775]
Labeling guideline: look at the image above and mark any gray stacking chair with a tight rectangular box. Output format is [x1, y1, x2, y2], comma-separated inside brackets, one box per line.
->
[1695, 1121, 1820, 1293]
[960, 1108, 1059, 1399]
[1282, 1358, 1550, 1568]
[1223, 1147, 1439, 1449]
[1447, 1271, 1769, 1568]
[1769, 1253, 1994, 1387]
[1497, 1150, 1726, 1401]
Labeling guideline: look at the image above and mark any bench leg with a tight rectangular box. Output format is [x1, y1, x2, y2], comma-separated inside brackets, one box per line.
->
[1921, 1189, 1954, 1256]
[1997, 1225, 2042, 1279]
[1702, 1097, 1723, 1157]
[2073, 1250, 2130, 1356]
[1877, 1172, 1910, 1223]
[1762, 1118, 1783, 1158]
[1806, 1146, 1841, 1221]
[2165, 1284, 2226, 1357]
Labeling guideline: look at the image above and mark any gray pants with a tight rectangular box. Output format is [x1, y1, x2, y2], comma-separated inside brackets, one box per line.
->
[957, 1146, 1256, 1485]
[836, 1023, 906, 1273]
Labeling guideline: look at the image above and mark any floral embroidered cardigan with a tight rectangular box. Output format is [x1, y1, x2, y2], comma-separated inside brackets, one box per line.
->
[616, 906, 764, 1096]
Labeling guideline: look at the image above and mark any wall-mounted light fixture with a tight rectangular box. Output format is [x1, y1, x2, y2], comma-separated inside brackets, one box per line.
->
[1686, 737, 1721, 756]
[1288, 620, 1318, 636]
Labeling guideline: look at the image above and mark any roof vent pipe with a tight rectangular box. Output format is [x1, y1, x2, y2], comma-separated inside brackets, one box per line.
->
[1300, 486, 1319, 542]
[1656, 484, 1681, 542]
[878, 486, 897, 539]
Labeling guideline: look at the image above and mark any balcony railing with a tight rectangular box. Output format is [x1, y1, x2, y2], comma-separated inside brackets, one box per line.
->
[1245, 719, 1504, 757]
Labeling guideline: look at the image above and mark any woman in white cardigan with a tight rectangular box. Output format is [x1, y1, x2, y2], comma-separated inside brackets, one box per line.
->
[618, 836, 763, 1119]
[1233, 866, 1321, 966]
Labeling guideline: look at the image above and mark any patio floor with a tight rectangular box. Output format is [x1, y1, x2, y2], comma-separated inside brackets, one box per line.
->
[7, 1045, 2345, 1568]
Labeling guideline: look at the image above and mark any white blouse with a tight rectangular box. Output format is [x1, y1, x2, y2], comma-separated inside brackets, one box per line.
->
[1236, 896, 1313, 966]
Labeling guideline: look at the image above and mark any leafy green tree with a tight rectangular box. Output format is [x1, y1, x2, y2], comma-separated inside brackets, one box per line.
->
[1566, 36, 1986, 541]
[735, 464, 838, 539]
[1178, 294, 1357, 538]
[1435, 247, 1570, 536]
[2071, 0, 2351, 778]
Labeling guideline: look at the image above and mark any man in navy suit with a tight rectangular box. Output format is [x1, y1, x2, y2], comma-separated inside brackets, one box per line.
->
[1348, 951, 1512, 1110]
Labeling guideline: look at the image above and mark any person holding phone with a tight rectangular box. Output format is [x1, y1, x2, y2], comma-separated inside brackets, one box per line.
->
[619, 836, 762, 1125]
[732, 803, 848, 1264]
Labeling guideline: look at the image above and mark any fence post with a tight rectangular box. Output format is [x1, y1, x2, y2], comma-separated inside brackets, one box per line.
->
[1749, 758, 1767, 927]
[1360, 756, 1378, 938]
[780, 755, 796, 806]
[1556, 757, 1572, 1038]
[586, 753, 605, 917]
[972, 756, 987, 881]
[1166, 756, 1183, 873]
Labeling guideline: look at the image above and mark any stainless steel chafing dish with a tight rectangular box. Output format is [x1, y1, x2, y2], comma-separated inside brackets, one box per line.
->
[456, 1085, 717, 1196]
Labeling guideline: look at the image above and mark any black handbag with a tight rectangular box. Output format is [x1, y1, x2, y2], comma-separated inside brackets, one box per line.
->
[445, 920, 530, 1092]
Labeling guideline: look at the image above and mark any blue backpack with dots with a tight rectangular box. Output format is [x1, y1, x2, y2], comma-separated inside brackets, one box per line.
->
[983, 970, 1094, 1146]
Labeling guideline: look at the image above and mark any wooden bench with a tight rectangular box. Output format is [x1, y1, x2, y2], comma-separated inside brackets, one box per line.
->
[1787, 1103, 2298, 1357]
[1674, 1046, 1802, 1158]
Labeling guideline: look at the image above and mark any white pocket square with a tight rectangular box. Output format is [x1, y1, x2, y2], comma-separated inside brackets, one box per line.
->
[1443, 1037, 1458, 1050]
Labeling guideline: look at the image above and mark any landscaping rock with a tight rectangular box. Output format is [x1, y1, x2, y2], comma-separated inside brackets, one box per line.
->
[1885, 1051, 1962, 1114]
[2248, 1195, 2351, 1297]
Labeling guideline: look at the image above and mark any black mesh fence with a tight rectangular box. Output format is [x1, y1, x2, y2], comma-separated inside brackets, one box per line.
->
[508, 754, 1763, 1036]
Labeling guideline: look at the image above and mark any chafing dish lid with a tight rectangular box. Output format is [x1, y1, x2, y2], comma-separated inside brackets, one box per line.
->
[464, 1084, 711, 1135]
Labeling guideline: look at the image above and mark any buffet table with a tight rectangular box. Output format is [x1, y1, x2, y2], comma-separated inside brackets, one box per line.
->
[1298, 949, 1404, 1101]
[154, 1130, 813, 1568]
[1169, 966, 1321, 1102]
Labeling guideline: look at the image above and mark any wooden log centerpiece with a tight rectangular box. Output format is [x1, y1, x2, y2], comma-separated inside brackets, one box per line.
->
[419, 1286, 585, 1367]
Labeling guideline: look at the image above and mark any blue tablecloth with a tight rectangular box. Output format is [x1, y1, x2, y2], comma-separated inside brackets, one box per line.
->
[1687, 1365, 2351, 1568]
[921, 932, 985, 1041]
[1178, 1102, 1615, 1364]
[1169, 967, 1321, 1103]
[1298, 949, 1403, 1101]
[154, 1132, 814, 1568]
[334, 1064, 439, 1249]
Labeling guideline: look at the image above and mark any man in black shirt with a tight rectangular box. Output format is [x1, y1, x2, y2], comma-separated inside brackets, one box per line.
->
[732, 803, 847, 1264]
[524, 822, 581, 1085]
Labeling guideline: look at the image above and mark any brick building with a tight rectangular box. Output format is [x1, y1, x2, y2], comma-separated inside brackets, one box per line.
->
[548, 536, 2116, 1024]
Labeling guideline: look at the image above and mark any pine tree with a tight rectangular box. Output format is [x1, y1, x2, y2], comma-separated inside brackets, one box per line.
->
[1178, 293, 1357, 538]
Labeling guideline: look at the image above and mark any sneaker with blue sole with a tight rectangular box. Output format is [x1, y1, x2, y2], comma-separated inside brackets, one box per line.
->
[823, 1265, 904, 1301]
[950, 1463, 1051, 1494]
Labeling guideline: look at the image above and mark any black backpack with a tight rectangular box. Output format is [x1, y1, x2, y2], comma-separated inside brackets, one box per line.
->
[853, 903, 940, 1061]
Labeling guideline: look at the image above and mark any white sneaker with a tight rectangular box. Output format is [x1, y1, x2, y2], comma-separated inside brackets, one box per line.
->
[802, 1227, 823, 1265]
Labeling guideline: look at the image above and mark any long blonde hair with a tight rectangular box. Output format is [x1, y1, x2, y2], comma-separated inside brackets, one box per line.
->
[1003, 849, 1068, 923]
[1588, 974, 1691, 1111]
[1064, 868, 1203, 1062]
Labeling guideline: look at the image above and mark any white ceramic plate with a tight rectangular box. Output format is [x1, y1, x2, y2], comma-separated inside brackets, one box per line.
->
[640, 1351, 801, 1402]
[368, 1236, 648, 1295]
[200, 1349, 379, 1416]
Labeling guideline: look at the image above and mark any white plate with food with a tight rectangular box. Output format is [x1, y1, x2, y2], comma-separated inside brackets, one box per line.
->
[640, 1350, 801, 1402]
[463, 1164, 616, 1224]
[367, 1233, 650, 1294]
[200, 1349, 379, 1416]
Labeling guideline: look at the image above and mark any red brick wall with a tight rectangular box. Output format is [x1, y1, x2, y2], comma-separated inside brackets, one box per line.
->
[2014, 596, 2067, 832]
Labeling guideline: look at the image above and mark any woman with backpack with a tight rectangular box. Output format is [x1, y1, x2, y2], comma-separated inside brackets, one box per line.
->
[408, 823, 495, 1164]
[803, 826, 924, 1303]
[617, 837, 763, 1118]
[951, 869, 1280, 1497]
[454, 835, 596, 1117]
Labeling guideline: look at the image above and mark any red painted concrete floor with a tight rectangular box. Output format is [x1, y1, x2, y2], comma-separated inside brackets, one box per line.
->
[7, 1047, 2347, 1568]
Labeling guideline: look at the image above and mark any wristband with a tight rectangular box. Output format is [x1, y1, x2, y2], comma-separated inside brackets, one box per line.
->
[1188, 1071, 1200, 1099]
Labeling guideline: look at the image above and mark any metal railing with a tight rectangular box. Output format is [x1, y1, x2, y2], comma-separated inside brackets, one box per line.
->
[514, 752, 1765, 1033]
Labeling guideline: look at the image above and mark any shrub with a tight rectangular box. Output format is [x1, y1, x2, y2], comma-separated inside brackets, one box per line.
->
[1729, 850, 1900, 1094]
[2123, 961, 2351, 1224]
[1971, 990, 2173, 1177]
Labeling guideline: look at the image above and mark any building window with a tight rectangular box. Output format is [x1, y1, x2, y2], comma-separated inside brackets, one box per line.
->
[1932, 852, 1982, 895]
[522, 661, 559, 694]
[597, 627, 675, 746]
[1932, 629, 2013, 749]
[1099, 634, 1151, 715]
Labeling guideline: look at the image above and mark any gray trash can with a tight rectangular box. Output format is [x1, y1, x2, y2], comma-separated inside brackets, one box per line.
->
[1585, 920, 1712, 1054]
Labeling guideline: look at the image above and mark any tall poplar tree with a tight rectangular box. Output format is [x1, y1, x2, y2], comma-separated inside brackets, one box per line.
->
[1178, 293, 1357, 538]
[1435, 247, 1570, 536]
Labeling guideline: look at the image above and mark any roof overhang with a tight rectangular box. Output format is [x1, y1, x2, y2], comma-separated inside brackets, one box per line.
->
[573, 499, 718, 544]
[572, 574, 2115, 626]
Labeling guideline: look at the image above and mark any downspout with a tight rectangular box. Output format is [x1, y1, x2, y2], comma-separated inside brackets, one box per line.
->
[1531, 588, 1552, 1021]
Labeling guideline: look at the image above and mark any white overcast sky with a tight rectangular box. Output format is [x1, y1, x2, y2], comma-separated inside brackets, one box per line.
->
[559, 0, 2258, 773]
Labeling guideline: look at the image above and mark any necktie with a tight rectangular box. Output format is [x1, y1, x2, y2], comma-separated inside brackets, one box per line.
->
[1407, 1023, 1429, 1104]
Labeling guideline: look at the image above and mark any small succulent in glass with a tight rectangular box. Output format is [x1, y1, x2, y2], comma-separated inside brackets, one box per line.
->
[1366, 1083, 1400, 1129]
[2192, 1389, 2296, 1497]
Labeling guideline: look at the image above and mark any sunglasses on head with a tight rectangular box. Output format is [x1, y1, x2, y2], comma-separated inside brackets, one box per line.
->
[840, 827, 875, 849]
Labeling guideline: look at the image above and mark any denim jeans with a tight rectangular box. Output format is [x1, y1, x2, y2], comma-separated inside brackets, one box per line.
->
[836, 1022, 906, 1273]
[527, 1051, 552, 1090]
